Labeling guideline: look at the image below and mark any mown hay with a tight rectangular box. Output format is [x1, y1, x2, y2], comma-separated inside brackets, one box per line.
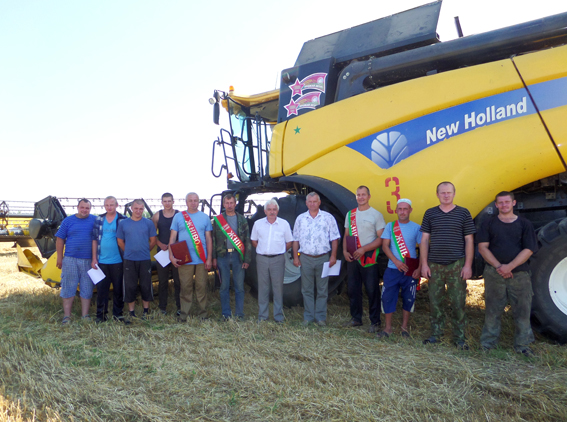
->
[1, 244, 566, 421]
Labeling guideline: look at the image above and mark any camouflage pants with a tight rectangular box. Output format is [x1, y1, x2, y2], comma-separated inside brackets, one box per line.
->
[428, 258, 467, 343]
[480, 265, 534, 351]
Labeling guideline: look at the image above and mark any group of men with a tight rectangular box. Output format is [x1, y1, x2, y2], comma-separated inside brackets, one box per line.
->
[55, 183, 537, 355]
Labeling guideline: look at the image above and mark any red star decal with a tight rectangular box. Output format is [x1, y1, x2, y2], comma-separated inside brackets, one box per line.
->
[289, 78, 304, 97]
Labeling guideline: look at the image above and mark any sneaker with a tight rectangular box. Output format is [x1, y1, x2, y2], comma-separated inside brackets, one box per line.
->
[455, 341, 470, 351]
[142, 313, 150, 321]
[367, 324, 380, 333]
[160, 309, 167, 315]
[113, 316, 131, 326]
[480, 345, 493, 353]
[423, 336, 439, 345]
[95, 317, 105, 324]
[61, 316, 71, 325]
[342, 319, 363, 328]
[315, 320, 327, 327]
[274, 320, 284, 324]
[302, 320, 313, 327]
[401, 330, 411, 338]
[176, 310, 181, 317]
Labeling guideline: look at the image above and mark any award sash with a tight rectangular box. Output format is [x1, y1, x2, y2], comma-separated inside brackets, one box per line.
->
[213, 214, 245, 260]
[347, 208, 379, 267]
[182, 211, 206, 262]
[392, 220, 420, 287]
[392, 220, 410, 262]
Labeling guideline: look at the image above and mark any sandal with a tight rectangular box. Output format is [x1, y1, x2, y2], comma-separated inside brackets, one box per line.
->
[61, 316, 71, 325]
[376, 331, 391, 338]
[401, 330, 411, 338]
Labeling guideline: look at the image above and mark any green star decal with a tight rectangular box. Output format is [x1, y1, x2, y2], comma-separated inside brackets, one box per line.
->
[294, 126, 301, 134]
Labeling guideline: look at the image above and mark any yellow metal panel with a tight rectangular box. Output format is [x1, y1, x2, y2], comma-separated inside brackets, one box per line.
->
[542, 106, 567, 158]
[269, 121, 287, 178]
[41, 253, 62, 285]
[223, 89, 280, 108]
[513, 45, 567, 85]
[295, 114, 564, 223]
[283, 59, 524, 175]
[514, 46, 567, 160]
[16, 244, 43, 277]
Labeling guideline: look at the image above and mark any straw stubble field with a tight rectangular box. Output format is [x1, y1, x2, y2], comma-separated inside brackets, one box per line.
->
[1, 243, 566, 421]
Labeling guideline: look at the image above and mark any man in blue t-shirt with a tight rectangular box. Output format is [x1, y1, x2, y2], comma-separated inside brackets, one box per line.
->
[91, 196, 128, 324]
[379, 199, 422, 338]
[169, 192, 212, 321]
[55, 198, 97, 325]
[117, 199, 157, 320]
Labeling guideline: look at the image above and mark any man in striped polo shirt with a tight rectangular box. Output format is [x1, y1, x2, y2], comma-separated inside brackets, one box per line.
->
[420, 182, 476, 349]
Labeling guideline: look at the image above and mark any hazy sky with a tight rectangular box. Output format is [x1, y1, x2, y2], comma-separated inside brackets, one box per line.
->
[2, 0, 565, 203]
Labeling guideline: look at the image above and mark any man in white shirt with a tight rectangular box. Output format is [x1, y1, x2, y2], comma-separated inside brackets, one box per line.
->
[251, 199, 294, 323]
[292, 192, 340, 326]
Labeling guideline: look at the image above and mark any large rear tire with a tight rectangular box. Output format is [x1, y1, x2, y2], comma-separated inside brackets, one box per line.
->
[245, 194, 347, 307]
[530, 218, 567, 344]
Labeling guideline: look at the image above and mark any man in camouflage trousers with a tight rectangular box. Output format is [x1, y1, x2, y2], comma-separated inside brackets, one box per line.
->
[477, 191, 537, 356]
[420, 182, 476, 349]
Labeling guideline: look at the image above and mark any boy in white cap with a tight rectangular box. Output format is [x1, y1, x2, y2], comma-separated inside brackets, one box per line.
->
[378, 198, 422, 337]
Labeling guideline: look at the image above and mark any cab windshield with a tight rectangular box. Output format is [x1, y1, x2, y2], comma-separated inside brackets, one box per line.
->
[226, 98, 272, 182]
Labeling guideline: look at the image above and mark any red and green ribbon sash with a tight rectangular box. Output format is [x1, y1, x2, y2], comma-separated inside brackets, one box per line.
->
[213, 214, 245, 260]
[347, 208, 379, 267]
[392, 220, 420, 289]
[392, 220, 410, 263]
[182, 211, 206, 262]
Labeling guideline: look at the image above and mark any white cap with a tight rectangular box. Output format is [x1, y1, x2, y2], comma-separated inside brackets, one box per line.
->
[397, 198, 412, 207]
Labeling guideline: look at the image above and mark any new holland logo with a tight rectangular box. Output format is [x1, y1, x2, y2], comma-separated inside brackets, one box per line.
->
[371, 131, 408, 169]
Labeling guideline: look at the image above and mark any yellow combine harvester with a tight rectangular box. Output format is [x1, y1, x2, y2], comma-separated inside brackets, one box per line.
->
[210, 1, 567, 342]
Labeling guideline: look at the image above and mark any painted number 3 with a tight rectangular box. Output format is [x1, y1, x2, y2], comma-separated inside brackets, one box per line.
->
[385, 177, 400, 214]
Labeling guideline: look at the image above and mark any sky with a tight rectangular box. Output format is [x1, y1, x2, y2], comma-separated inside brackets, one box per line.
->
[2, 0, 566, 204]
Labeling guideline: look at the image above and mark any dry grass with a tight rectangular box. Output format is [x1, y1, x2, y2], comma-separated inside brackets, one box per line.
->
[1, 243, 566, 422]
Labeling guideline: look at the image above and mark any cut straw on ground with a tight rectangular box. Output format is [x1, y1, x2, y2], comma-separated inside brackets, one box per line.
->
[1, 244, 566, 421]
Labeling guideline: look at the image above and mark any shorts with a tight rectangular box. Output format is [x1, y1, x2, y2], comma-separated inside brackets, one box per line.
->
[60, 256, 94, 299]
[123, 259, 154, 303]
[381, 267, 417, 314]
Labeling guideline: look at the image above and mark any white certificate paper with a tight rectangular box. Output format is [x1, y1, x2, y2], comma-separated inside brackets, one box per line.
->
[88, 265, 106, 284]
[154, 249, 171, 267]
[322, 260, 341, 278]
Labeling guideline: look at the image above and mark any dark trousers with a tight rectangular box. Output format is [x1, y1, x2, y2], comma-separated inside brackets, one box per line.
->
[156, 261, 180, 312]
[97, 263, 124, 319]
[347, 260, 381, 325]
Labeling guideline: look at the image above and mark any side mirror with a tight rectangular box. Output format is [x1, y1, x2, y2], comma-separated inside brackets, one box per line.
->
[213, 102, 220, 125]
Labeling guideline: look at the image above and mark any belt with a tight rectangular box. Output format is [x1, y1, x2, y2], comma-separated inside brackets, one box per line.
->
[301, 253, 328, 258]
[260, 254, 284, 258]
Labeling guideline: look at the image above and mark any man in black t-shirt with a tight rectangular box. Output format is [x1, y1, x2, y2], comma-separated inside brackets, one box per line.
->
[152, 193, 181, 315]
[477, 191, 538, 356]
[421, 182, 476, 349]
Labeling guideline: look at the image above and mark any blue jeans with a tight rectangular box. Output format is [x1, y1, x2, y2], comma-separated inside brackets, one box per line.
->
[217, 252, 246, 318]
